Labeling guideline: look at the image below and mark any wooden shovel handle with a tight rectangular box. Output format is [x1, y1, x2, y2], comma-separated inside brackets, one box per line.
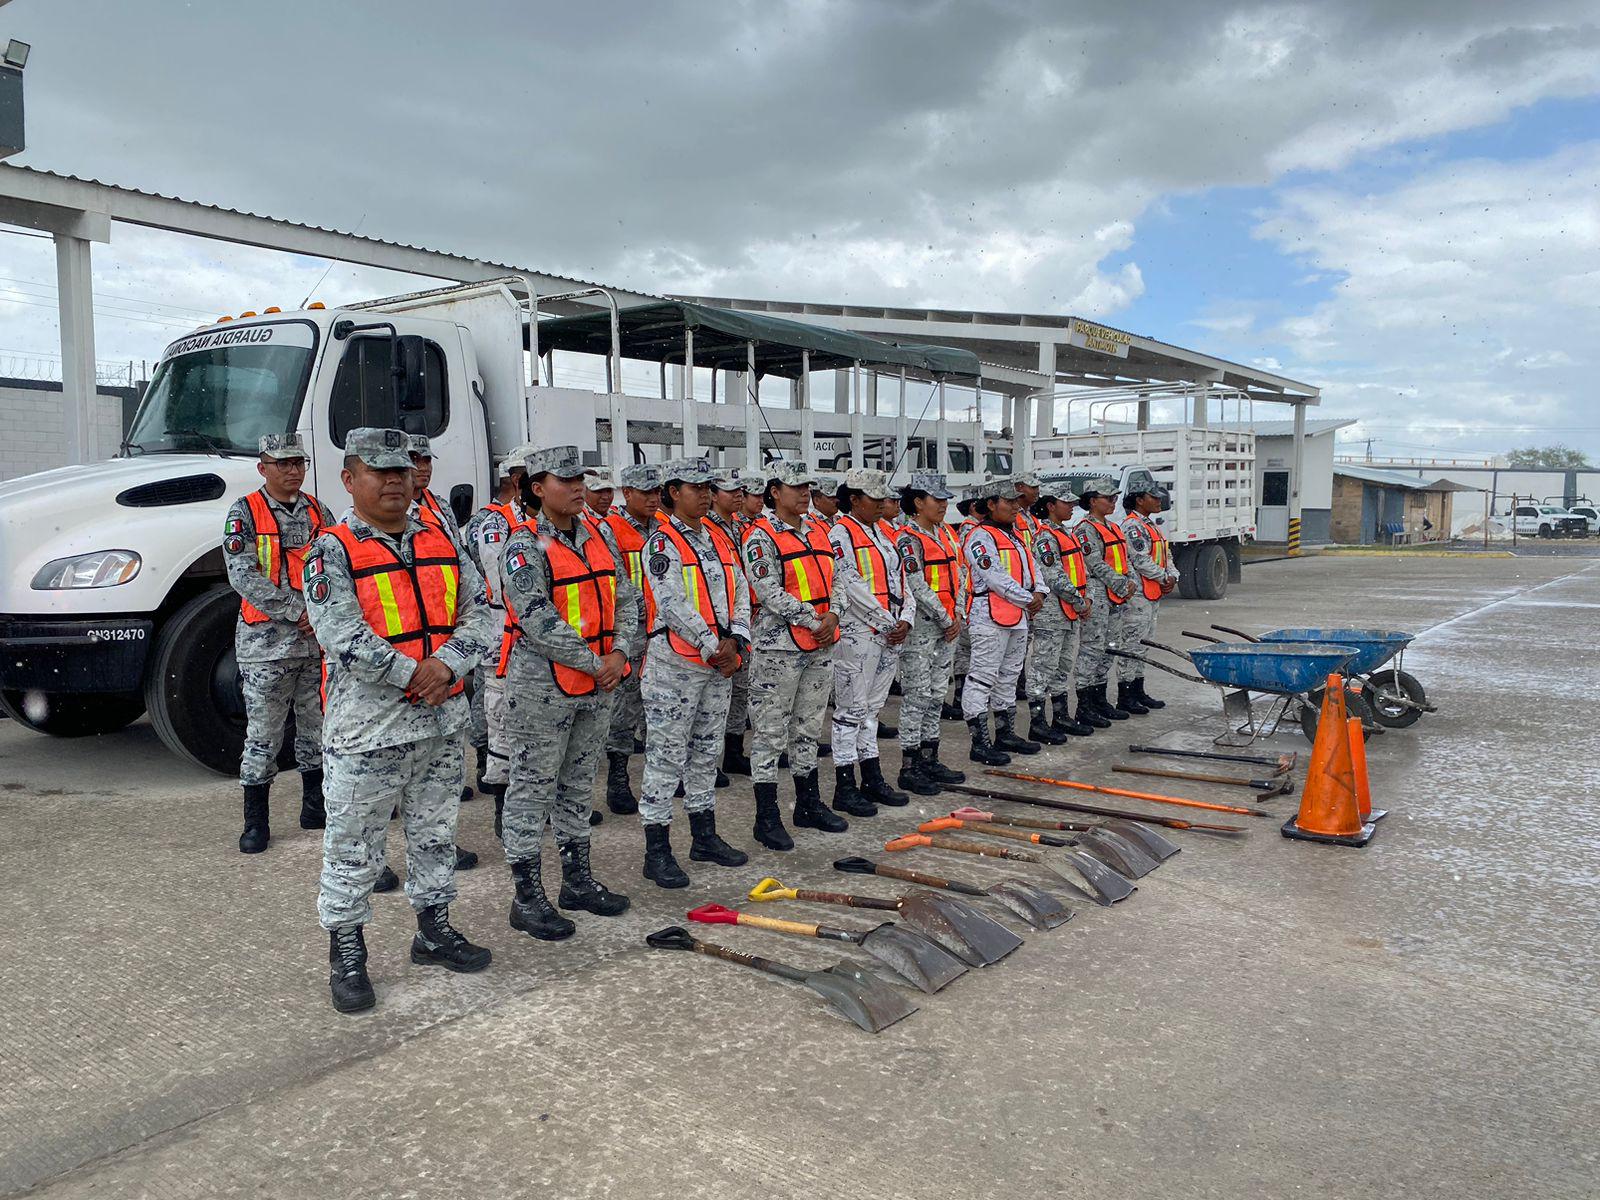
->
[733, 912, 823, 938]
[938, 821, 1045, 846]
[793, 887, 900, 912]
[925, 832, 1040, 862]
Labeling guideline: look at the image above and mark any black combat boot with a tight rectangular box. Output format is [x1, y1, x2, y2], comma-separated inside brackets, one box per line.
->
[890, 747, 939, 797]
[557, 838, 630, 915]
[459, 785, 473, 805]
[793, 770, 849, 833]
[1075, 687, 1111, 729]
[605, 753, 638, 815]
[589, 809, 604, 827]
[721, 733, 751, 777]
[1135, 678, 1166, 709]
[715, 770, 730, 789]
[1117, 681, 1151, 716]
[1100, 682, 1131, 721]
[239, 784, 270, 854]
[1052, 693, 1094, 737]
[817, 741, 831, 758]
[474, 743, 489, 791]
[455, 846, 479, 870]
[994, 707, 1042, 755]
[299, 769, 326, 830]
[921, 741, 966, 784]
[642, 823, 690, 889]
[966, 716, 1011, 766]
[689, 809, 749, 867]
[510, 856, 576, 940]
[374, 865, 400, 893]
[412, 904, 492, 972]
[942, 676, 967, 721]
[1027, 700, 1069, 745]
[831, 764, 879, 817]
[328, 926, 375, 1014]
[480, 782, 505, 839]
[877, 722, 899, 740]
[861, 757, 911, 805]
[752, 781, 794, 851]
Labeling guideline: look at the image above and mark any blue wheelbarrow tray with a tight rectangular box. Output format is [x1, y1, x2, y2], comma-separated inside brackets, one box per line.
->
[1188, 642, 1357, 694]
[1258, 628, 1414, 676]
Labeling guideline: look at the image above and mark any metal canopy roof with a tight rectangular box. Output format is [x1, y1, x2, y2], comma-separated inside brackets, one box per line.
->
[1334, 464, 1482, 492]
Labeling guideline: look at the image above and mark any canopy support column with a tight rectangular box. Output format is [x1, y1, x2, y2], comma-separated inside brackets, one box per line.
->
[800, 350, 815, 470]
[743, 343, 761, 473]
[850, 361, 864, 471]
[1036, 342, 1055, 438]
[681, 328, 699, 457]
[1015, 392, 1032, 473]
[973, 383, 987, 481]
[56, 232, 96, 465]
[936, 378, 950, 474]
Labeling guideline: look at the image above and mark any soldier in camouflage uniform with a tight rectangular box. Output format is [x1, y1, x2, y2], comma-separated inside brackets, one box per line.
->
[1117, 480, 1180, 713]
[307, 428, 496, 1014]
[707, 474, 754, 780]
[1025, 480, 1094, 741]
[224, 433, 334, 855]
[596, 463, 660, 814]
[584, 473, 616, 521]
[742, 461, 845, 849]
[893, 472, 966, 795]
[498, 447, 641, 941]
[804, 476, 839, 760]
[944, 490, 981, 720]
[1074, 478, 1136, 724]
[639, 458, 752, 887]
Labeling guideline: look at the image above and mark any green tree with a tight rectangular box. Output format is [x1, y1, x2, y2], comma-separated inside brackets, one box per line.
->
[1506, 444, 1592, 469]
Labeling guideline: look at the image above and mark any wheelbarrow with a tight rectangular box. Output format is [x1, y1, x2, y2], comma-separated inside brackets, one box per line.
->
[1208, 624, 1435, 729]
[1110, 640, 1361, 747]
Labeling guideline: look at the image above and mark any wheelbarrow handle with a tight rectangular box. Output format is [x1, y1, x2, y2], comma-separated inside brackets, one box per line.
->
[1181, 629, 1223, 643]
[1210, 624, 1260, 642]
[1120, 652, 1207, 685]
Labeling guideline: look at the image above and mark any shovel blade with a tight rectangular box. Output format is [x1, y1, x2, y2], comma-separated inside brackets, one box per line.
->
[986, 878, 1074, 929]
[899, 890, 1024, 966]
[1074, 827, 1161, 879]
[1049, 849, 1137, 906]
[1101, 819, 1181, 862]
[858, 924, 969, 993]
[807, 963, 919, 1033]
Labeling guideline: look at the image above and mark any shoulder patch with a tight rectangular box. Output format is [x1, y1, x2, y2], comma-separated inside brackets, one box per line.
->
[751, 559, 772, 580]
[226, 516, 246, 535]
[647, 532, 670, 556]
[224, 534, 247, 555]
[307, 576, 331, 604]
[974, 548, 993, 571]
[649, 552, 672, 578]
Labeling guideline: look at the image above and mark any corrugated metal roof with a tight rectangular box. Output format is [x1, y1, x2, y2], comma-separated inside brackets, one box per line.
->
[1333, 463, 1482, 492]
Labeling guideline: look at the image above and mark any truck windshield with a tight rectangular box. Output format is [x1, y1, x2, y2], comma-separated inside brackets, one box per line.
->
[124, 321, 316, 455]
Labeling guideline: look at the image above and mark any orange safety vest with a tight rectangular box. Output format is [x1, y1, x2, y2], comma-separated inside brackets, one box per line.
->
[966, 524, 1029, 627]
[240, 489, 325, 625]
[1014, 509, 1039, 552]
[324, 521, 465, 696]
[1127, 514, 1170, 602]
[497, 523, 622, 696]
[749, 516, 834, 651]
[1038, 524, 1088, 622]
[903, 522, 960, 621]
[1086, 518, 1130, 605]
[477, 501, 520, 604]
[417, 488, 451, 532]
[602, 511, 648, 590]
[648, 515, 740, 668]
[835, 515, 892, 610]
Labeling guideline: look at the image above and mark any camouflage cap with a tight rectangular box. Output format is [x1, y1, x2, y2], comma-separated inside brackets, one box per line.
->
[1037, 476, 1079, 502]
[711, 470, 743, 493]
[586, 472, 617, 492]
[907, 470, 954, 500]
[661, 456, 717, 486]
[977, 478, 1022, 502]
[619, 463, 663, 491]
[811, 475, 841, 498]
[524, 445, 596, 480]
[768, 460, 815, 488]
[1014, 470, 1043, 488]
[258, 432, 308, 461]
[1078, 476, 1119, 498]
[842, 467, 893, 500]
[498, 443, 537, 475]
[408, 434, 433, 459]
[738, 473, 767, 495]
[345, 427, 414, 470]
[1123, 477, 1167, 499]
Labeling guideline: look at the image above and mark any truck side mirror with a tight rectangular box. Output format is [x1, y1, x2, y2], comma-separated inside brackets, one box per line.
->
[393, 335, 428, 414]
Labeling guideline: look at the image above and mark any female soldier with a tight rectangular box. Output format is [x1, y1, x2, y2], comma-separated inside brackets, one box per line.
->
[893, 472, 966, 794]
[1025, 482, 1094, 740]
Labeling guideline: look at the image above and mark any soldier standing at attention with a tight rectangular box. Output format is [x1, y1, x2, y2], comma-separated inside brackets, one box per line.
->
[1074, 479, 1135, 723]
[738, 476, 766, 529]
[944, 489, 981, 720]
[808, 477, 841, 534]
[1025, 481, 1094, 741]
[828, 468, 915, 815]
[307, 428, 495, 1015]
[497, 447, 639, 941]
[639, 458, 752, 887]
[1118, 481, 1180, 714]
[584, 474, 616, 522]
[742, 461, 844, 848]
[961, 480, 1046, 764]
[598, 463, 661, 816]
[224, 433, 333, 854]
[707, 474, 754, 781]
[893, 472, 966, 795]
[409, 435, 466, 548]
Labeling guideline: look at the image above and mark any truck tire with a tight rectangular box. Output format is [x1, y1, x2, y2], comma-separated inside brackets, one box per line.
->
[0, 688, 145, 737]
[1537, 524, 1552, 538]
[1174, 545, 1200, 599]
[144, 585, 249, 775]
[1193, 544, 1228, 600]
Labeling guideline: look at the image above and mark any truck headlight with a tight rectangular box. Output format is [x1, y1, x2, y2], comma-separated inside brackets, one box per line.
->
[31, 550, 143, 589]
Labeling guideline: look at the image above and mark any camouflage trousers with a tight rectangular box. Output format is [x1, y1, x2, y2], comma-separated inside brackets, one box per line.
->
[481, 672, 510, 787]
[961, 617, 1029, 720]
[954, 620, 971, 677]
[1118, 594, 1161, 682]
[1026, 614, 1081, 701]
[641, 654, 732, 824]
[604, 654, 646, 755]
[724, 656, 751, 736]
[1078, 582, 1127, 686]
[899, 620, 955, 749]
[317, 734, 461, 930]
[238, 657, 323, 786]
[503, 692, 613, 860]
[831, 622, 901, 766]
[467, 665, 488, 751]
[748, 644, 834, 783]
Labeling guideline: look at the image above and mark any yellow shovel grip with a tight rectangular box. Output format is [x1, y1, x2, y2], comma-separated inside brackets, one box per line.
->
[748, 877, 796, 903]
[735, 912, 820, 937]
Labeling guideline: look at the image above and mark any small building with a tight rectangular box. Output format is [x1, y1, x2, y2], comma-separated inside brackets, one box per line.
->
[1330, 464, 1477, 545]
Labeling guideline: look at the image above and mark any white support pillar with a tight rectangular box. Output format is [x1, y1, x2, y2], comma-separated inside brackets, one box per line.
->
[56, 234, 97, 464]
[850, 361, 864, 469]
[1036, 341, 1055, 436]
[681, 329, 699, 457]
[1015, 392, 1033, 473]
[1193, 381, 1210, 427]
[799, 351, 815, 470]
[832, 369, 848, 414]
[867, 371, 879, 417]
[973, 383, 988, 479]
[1001, 394, 1014, 437]
[742, 344, 761, 473]
[1136, 399, 1150, 430]
[894, 368, 908, 480]
[936, 378, 950, 475]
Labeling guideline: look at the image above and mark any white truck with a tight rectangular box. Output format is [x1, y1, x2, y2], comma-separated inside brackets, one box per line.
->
[1509, 502, 1588, 539]
[1035, 426, 1257, 599]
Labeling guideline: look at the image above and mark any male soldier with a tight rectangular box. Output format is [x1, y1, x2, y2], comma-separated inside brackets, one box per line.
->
[497, 447, 640, 941]
[639, 458, 751, 887]
[598, 463, 661, 814]
[743, 461, 845, 847]
[307, 428, 495, 1015]
[1026, 481, 1094, 740]
[1118, 481, 1180, 713]
[894, 472, 965, 795]
[961, 479, 1047, 764]
[584, 474, 616, 522]
[1011, 472, 1042, 552]
[1075, 478, 1135, 723]
[707, 473, 753, 780]
[224, 433, 333, 854]
[409, 435, 466, 548]
[808, 477, 841, 535]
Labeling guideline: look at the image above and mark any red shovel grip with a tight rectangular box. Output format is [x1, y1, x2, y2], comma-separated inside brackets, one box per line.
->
[686, 904, 740, 925]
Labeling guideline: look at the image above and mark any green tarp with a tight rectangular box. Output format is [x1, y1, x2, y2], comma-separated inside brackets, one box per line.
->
[529, 299, 982, 379]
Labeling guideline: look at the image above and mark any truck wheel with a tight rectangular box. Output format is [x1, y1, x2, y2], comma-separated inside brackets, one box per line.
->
[1538, 524, 1552, 538]
[1175, 546, 1200, 599]
[144, 585, 248, 775]
[0, 689, 145, 737]
[1193, 544, 1228, 600]
[1301, 687, 1373, 743]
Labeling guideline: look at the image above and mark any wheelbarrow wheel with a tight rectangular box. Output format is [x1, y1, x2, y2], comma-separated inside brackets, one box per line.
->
[1366, 669, 1426, 728]
[1301, 686, 1374, 743]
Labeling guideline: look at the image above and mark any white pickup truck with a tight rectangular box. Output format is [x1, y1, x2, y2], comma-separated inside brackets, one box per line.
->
[1509, 503, 1588, 538]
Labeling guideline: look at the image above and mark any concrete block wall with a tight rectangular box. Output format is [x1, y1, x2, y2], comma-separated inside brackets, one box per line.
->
[0, 382, 135, 481]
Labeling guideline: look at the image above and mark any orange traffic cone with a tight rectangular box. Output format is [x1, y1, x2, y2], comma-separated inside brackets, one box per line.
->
[1281, 675, 1375, 847]
[1346, 715, 1388, 823]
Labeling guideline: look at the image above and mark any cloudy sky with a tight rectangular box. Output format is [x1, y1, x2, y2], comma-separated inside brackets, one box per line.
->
[2, 0, 1598, 458]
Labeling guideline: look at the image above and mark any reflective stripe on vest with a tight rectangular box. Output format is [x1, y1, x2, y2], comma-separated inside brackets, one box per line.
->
[418, 488, 450, 532]
[1087, 518, 1130, 605]
[836, 515, 891, 610]
[750, 516, 834, 651]
[1040, 524, 1088, 621]
[904, 523, 959, 620]
[967, 525, 1027, 627]
[325, 521, 464, 696]
[240, 489, 324, 625]
[1129, 514, 1169, 602]
[507, 525, 621, 696]
[648, 516, 739, 667]
[603, 511, 647, 589]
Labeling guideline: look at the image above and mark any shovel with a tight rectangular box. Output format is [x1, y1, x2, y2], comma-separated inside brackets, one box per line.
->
[918, 816, 1161, 880]
[645, 926, 916, 1034]
[1113, 763, 1295, 800]
[1127, 744, 1297, 774]
[833, 856, 1073, 930]
[685, 903, 967, 994]
[948, 807, 1182, 864]
[883, 832, 1136, 906]
[747, 877, 1022, 967]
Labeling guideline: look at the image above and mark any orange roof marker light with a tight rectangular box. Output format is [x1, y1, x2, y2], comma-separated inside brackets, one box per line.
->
[308, 302, 326, 310]
[216, 315, 233, 322]
[263, 306, 281, 314]
[239, 311, 257, 318]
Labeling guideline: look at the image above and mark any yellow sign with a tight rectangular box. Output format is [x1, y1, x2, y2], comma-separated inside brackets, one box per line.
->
[1067, 318, 1133, 359]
